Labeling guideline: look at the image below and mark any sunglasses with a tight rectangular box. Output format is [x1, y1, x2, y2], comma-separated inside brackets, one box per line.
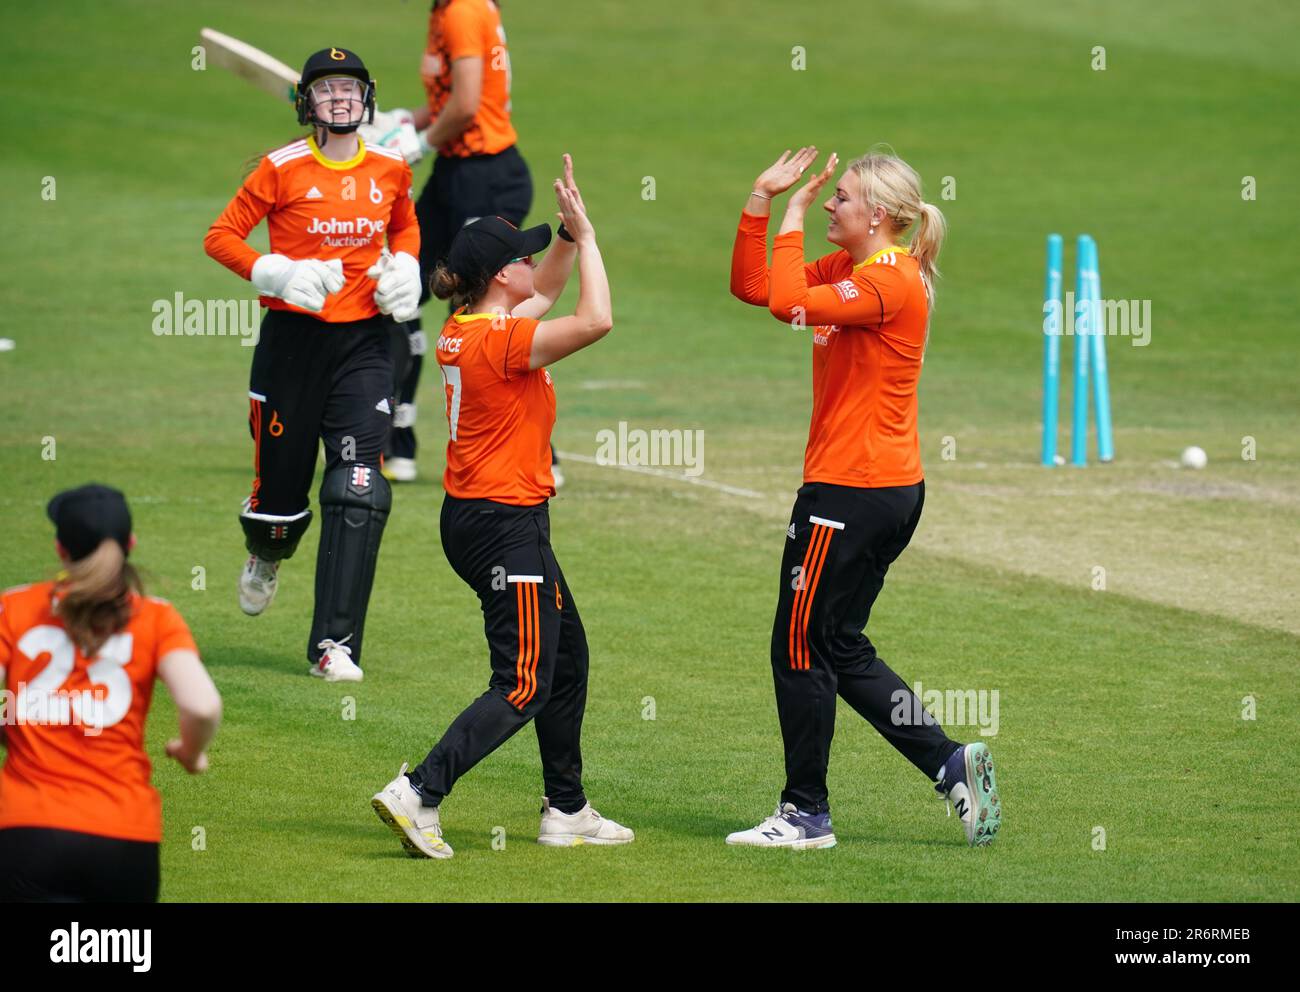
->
[508, 255, 536, 268]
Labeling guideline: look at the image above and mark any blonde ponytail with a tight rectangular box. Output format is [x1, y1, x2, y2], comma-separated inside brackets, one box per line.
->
[53, 539, 142, 657]
[910, 200, 947, 309]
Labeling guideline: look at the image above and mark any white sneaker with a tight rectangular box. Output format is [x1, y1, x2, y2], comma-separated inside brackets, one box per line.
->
[238, 554, 279, 616]
[310, 635, 364, 682]
[537, 798, 634, 846]
[382, 457, 417, 483]
[726, 802, 837, 849]
[371, 762, 453, 859]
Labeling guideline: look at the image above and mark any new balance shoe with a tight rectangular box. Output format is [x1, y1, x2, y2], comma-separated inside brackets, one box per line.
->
[537, 798, 634, 846]
[935, 742, 1001, 846]
[310, 634, 364, 682]
[726, 802, 837, 849]
[238, 554, 279, 616]
[370, 762, 453, 859]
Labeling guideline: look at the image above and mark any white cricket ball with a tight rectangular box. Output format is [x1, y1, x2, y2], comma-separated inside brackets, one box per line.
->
[1180, 446, 1207, 470]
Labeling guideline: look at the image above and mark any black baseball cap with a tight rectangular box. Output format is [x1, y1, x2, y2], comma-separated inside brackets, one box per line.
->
[46, 484, 133, 561]
[448, 216, 552, 282]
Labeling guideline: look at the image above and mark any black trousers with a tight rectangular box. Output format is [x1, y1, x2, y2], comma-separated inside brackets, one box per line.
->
[388, 146, 533, 461]
[408, 494, 589, 813]
[248, 309, 395, 515]
[247, 308, 396, 664]
[770, 480, 959, 814]
[0, 827, 159, 902]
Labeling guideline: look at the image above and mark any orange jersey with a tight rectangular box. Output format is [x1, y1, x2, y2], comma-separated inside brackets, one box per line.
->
[731, 210, 930, 488]
[0, 582, 198, 843]
[204, 136, 419, 323]
[436, 309, 555, 505]
[423, 0, 518, 157]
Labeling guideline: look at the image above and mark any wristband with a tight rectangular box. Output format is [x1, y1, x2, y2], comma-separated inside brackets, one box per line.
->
[749, 190, 773, 200]
[557, 223, 574, 243]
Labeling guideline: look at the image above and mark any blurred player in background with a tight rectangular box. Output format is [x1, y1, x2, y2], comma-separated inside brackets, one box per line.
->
[0, 484, 221, 902]
[362, 0, 564, 487]
[370, 157, 629, 858]
[205, 47, 422, 682]
[726, 147, 1001, 849]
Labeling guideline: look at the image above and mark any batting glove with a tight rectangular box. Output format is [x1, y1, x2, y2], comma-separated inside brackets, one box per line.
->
[359, 109, 423, 165]
[251, 255, 345, 313]
[368, 250, 422, 322]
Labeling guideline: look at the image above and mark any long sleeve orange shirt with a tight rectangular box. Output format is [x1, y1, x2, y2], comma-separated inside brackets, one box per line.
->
[731, 209, 929, 488]
[205, 136, 419, 323]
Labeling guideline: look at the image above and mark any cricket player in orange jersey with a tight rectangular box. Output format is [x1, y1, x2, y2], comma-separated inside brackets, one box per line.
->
[726, 147, 1002, 849]
[205, 47, 421, 682]
[0, 485, 221, 902]
[370, 157, 632, 858]
[361, 0, 549, 485]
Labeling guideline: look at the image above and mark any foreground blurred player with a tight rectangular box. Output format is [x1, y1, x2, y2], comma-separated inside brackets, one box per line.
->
[205, 47, 421, 682]
[0, 485, 221, 902]
[371, 157, 630, 858]
[726, 147, 1001, 848]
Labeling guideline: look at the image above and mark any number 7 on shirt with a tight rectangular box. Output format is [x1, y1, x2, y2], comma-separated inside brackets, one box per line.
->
[440, 364, 462, 441]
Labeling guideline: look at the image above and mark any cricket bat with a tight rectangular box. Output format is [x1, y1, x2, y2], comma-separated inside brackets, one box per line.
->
[200, 27, 299, 104]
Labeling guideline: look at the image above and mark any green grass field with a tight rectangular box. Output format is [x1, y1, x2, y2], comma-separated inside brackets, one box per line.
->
[2, 0, 1297, 901]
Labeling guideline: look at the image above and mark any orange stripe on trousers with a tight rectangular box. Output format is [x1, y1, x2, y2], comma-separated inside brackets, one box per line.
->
[797, 525, 835, 670]
[789, 523, 828, 669]
[508, 582, 529, 706]
[507, 583, 541, 709]
[518, 584, 541, 708]
[249, 399, 263, 512]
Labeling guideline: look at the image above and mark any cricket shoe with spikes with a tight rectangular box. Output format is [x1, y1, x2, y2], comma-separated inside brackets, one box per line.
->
[537, 798, 634, 846]
[725, 802, 837, 849]
[310, 634, 364, 682]
[935, 742, 1002, 846]
[238, 554, 280, 616]
[371, 762, 453, 859]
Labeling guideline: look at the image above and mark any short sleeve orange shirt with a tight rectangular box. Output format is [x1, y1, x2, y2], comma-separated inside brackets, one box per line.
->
[0, 581, 198, 843]
[436, 309, 555, 505]
[423, 0, 518, 157]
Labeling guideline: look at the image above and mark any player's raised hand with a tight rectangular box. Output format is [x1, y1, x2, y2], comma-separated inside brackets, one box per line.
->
[753, 147, 820, 198]
[789, 152, 839, 211]
[166, 738, 210, 775]
[555, 155, 593, 242]
[559, 153, 586, 214]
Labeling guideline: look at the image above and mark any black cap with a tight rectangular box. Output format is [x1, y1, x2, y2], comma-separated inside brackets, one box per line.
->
[448, 216, 553, 282]
[46, 484, 133, 561]
[299, 47, 371, 89]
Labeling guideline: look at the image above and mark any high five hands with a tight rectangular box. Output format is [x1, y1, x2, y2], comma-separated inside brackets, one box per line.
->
[753, 146, 839, 211]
